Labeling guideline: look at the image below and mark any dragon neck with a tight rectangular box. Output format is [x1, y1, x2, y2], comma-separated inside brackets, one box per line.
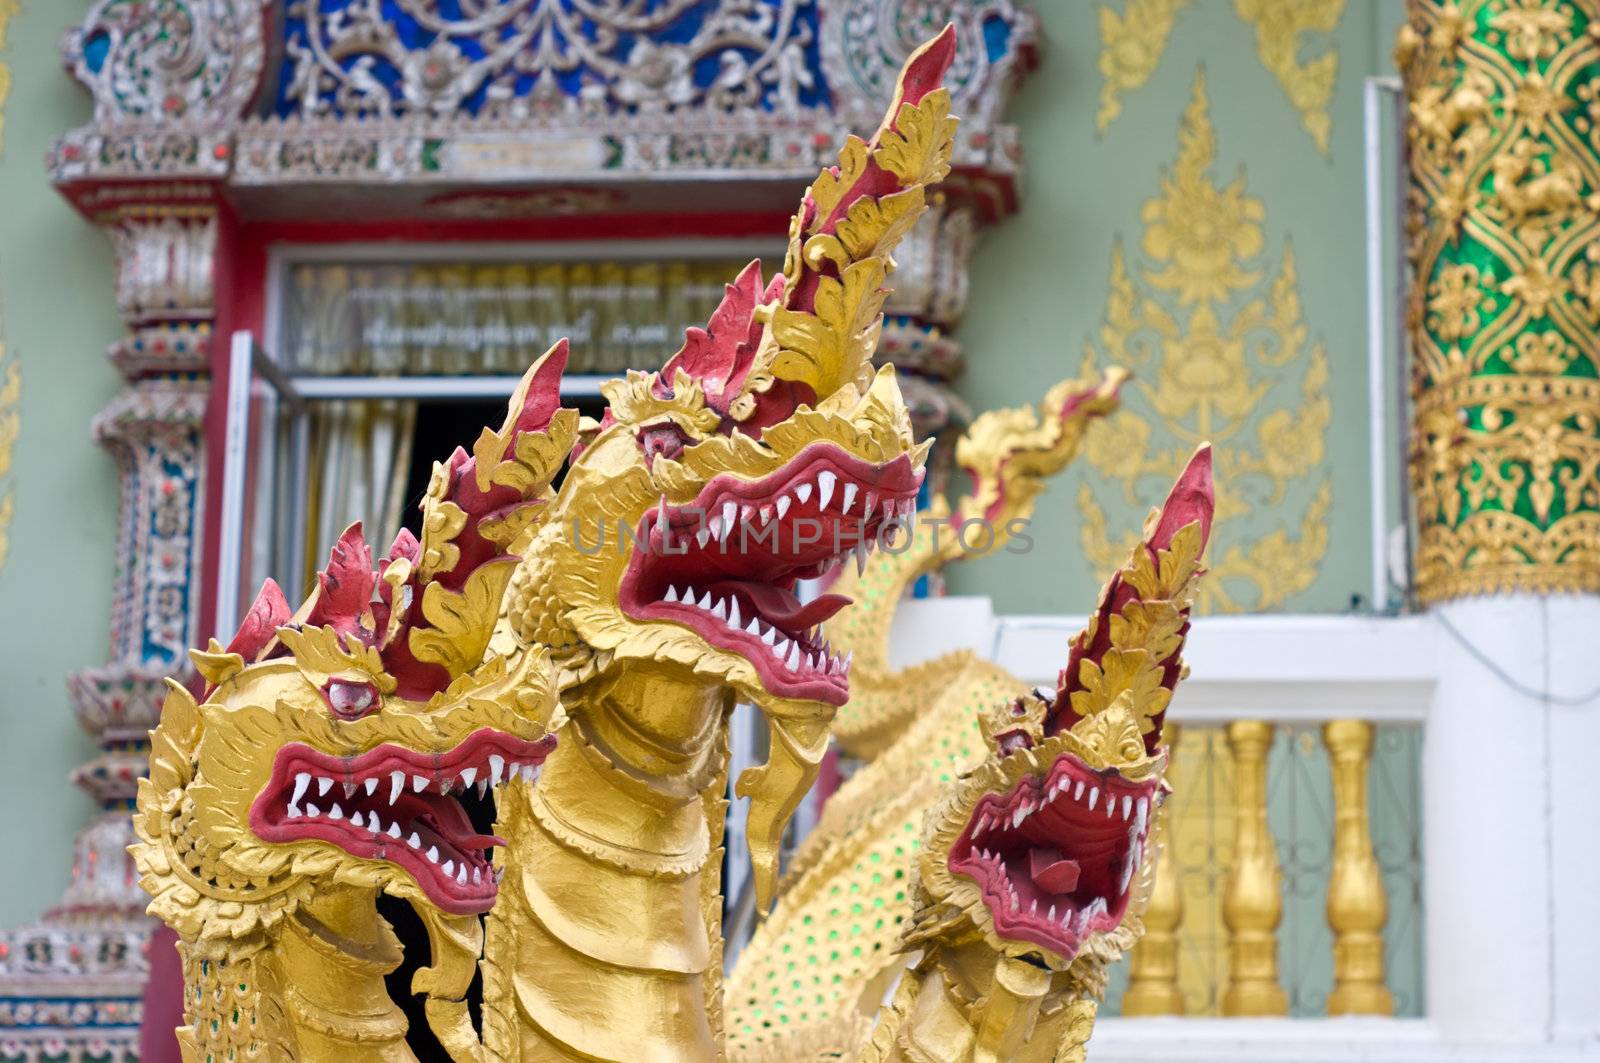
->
[177, 885, 412, 1062]
[872, 940, 1096, 1063]
[486, 665, 729, 1062]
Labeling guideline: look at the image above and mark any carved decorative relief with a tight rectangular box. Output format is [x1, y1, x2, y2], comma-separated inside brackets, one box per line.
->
[1097, 0, 1188, 133]
[279, 0, 823, 118]
[1079, 72, 1331, 613]
[1233, 0, 1346, 155]
[1096, 0, 1346, 152]
[0, 353, 14, 575]
[1398, 0, 1600, 602]
[62, 0, 270, 124]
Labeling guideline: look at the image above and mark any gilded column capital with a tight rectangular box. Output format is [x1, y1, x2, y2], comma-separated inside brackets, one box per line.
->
[1398, 0, 1600, 603]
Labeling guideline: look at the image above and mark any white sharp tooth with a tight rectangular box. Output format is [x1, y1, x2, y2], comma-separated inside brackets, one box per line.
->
[362, 777, 378, 797]
[1122, 795, 1133, 821]
[656, 494, 669, 535]
[328, 803, 343, 820]
[806, 651, 818, 672]
[761, 626, 778, 647]
[1107, 794, 1117, 818]
[508, 761, 521, 777]
[817, 471, 836, 510]
[286, 804, 301, 819]
[1012, 806, 1026, 829]
[843, 651, 853, 672]
[387, 822, 402, 840]
[412, 774, 429, 793]
[776, 495, 792, 519]
[785, 641, 801, 670]
[697, 589, 715, 610]
[1088, 787, 1099, 811]
[350, 811, 365, 828]
[442, 859, 454, 876]
[342, 780, 358, 799]
[841, 482, 858, 513]
[711, 598, 728, 621]
[728, 597, 741, 628]
[454, 767, 474, 791]
[664, 585, 679, 603]
[1075, 781, 1086, 801]
[495, 866, 506, 885]
[438, 776, 452, 796]
[745, 617, 762, 637]
[864, 491, 878, 521]
[773, 637, 791, 660]
[316, 777, 333, 797]
[457, 863, 468, 885]
[387, 771, 403, 804]
[489, 755, 505, 787]
[473, 866, 483, 885]
[974, 815, 990, 838]
[696, 527, 711, 548]
[759, 504, 774, 526]
[1030, 899, 1038, 916]
[1048, 904, 1057, 921]
[426, 845, 439, 863]
[721, 500, 738, 531]
[741, 502, 756, 524]
[854, 542, 868, 576]
[292, 773, 311, 807]
[408, 831, 422, 848]
[795, 481, 813, 505]
[707, 516, 725, 543]
[304, 802, 320, 817]
[522, 765, 537, 783]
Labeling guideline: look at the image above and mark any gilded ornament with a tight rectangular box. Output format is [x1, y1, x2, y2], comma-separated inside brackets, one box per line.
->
[1081, 72, 1331, 613]
[1096, 0, 1347, 150]
[1097, 0, 1191, 133]
[1233, 0, 1348, 154]
[0, 352, 14, 573]
[1398, 0, 1600, 602]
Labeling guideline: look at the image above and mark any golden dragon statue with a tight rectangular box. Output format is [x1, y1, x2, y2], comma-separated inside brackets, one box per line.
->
[134, 26, 1218, 1061]
[726, 447, 1213, 1060]
[131, 346, 576, 1061]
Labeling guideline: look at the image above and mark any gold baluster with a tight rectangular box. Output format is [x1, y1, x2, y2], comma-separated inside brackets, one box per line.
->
[1323, 719, 1395, 1015]
[1221, 720, 1287, 1016]
[1123, 723, 1185, 1016]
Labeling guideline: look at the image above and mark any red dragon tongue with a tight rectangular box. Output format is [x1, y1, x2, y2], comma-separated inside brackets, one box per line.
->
[707, 581, 852, 630]
[1029, 847, 1082, 895]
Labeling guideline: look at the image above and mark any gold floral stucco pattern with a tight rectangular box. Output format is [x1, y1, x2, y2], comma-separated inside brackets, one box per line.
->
[1397, 0, 1600, 603]
[1080, 71, 1331, 613]
[1233, 0, 1348, 154]
[1097, 0, 1347, 152]
[0, 0, 18, 574]
[1097, 0, 1191, 132]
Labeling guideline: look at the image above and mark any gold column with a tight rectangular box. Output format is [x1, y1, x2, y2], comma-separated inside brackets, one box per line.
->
[1221, 720, 1286, 1016]
[1323, 720, 1394, 1015]
[1122, 723, 1185, 1016]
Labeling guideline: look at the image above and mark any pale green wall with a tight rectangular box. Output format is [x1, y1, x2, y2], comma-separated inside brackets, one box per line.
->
[0, 2, 123, 925]
[953, 1, 1406, 616]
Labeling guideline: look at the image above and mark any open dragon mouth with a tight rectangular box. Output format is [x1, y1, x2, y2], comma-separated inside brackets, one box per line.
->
[250, 728, 556, 915]
[948, 752, 1158, 961]
[620, 442, 921, 704]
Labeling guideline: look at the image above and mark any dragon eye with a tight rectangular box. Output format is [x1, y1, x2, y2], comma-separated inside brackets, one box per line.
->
[323, 678, 380, 720]
[637, 423, 692, 463]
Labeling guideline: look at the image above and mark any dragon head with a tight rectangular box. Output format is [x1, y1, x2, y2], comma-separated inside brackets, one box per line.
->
[133, 350, 575, 940]
[908, 446, 1213, 988]
[508, 27, 959, 908]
